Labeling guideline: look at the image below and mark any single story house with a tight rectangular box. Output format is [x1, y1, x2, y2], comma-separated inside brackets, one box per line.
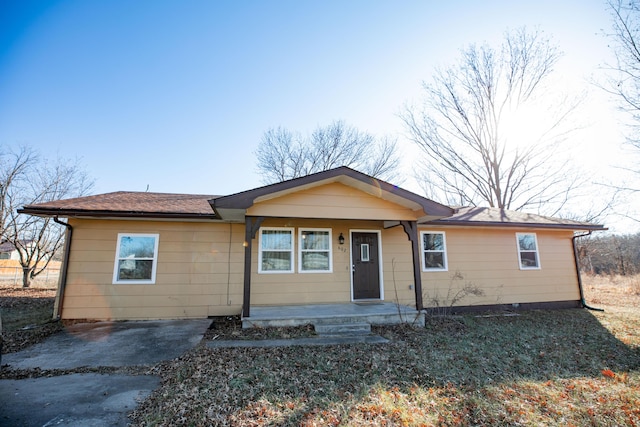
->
[19, 167, 604, 324]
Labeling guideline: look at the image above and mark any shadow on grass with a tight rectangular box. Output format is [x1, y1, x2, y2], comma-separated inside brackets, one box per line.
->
[132, 309, 640, 425]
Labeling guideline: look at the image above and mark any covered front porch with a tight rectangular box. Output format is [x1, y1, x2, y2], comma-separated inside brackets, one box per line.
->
[241, 302, 425, 329]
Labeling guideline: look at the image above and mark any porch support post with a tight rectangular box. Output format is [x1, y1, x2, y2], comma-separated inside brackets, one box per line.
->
[243, 216, 264, 318]
[400, 220, 423, 311]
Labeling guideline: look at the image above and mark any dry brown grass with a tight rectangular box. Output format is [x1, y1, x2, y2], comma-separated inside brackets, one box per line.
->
[1, 277, 639, 426]
[129, 275, 640, 426]
[583, 274, 640, 310]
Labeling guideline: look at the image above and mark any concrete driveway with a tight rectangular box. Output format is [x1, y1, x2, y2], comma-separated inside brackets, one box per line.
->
[0, 319, 211, 426]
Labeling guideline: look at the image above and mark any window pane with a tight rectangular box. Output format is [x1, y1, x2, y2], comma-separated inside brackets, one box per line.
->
[119, 236, 156, 258]
[361, 244, 370, 262]
[301, 231, 329, 250]
[118, 259, 153, 280]
[301, 252, 329, 270]
[261, 251, 292, 271]
[520, 252, 539, 268]
[261, 230, 292, 250]
[518, 234, 537, 251]
[424, 252, 445, 269]
[423, 233, 444, 251]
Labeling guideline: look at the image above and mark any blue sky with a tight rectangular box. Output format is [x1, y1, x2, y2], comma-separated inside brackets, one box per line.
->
[0, 1, 635, 230]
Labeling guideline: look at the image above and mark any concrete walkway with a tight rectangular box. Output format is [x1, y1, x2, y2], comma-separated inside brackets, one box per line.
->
[0, 374, 160, 427]
[0, 319, 211, 427]
[3, 318, 211, 370]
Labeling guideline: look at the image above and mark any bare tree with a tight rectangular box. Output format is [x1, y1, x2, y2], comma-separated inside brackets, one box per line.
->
[604, 0, 640, 154]
[0, 146, 36, 237]
[255, 120, 402, 184]
[578, 232, 640, 275]
[402, 28, 583, 215]
[0, 145, 93, 287]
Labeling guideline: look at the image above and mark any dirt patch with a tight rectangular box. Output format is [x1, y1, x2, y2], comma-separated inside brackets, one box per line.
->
[206, 315, 316, 341]
[0, 287, 57, 302]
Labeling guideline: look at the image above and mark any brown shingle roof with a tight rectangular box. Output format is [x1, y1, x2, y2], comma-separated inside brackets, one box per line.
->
[430, 206, 605, 230]
[20, 192, 220, 219]
[18, 187, 606, 231]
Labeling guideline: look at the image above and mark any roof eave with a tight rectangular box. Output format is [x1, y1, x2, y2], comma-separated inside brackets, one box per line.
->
[426, 219, 607, 231]
[18, 207, 220, 220]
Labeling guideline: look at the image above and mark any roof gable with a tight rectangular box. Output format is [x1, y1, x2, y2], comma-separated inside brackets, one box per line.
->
[246, 181, 427, 221]
[211, 166, 454, 221]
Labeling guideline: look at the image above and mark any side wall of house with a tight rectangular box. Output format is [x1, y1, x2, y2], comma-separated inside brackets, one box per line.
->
[419, 226, 580, 308]
[62, 218, 245, 320]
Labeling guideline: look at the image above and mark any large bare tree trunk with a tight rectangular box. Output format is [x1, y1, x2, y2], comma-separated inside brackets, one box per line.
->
[22, 266, 33, 288]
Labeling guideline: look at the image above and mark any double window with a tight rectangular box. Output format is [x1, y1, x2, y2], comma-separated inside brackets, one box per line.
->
[516, 233, 540, 269]
[113, 233, 159, 284]
[420, 231, 447, 271]
[258, 227, 332, 273]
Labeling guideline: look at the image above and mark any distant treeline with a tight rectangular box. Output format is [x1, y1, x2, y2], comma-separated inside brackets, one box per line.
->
[578, 233, 640, 276]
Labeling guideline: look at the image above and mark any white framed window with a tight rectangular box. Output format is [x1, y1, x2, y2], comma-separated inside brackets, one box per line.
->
[299, 228, 332, 273]
[259, 227, 294, 273]
[516, 233, 541, 269]
[420, 231, 448, 271]
[113, 233, 159, 284]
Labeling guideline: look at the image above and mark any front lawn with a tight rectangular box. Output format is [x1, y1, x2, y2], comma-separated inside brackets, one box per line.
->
[130, 276, 640, 426]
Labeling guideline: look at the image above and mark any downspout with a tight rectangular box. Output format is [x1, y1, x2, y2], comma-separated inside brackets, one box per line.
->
[572, 231, 604, 312]
[53, 217, 73, 320]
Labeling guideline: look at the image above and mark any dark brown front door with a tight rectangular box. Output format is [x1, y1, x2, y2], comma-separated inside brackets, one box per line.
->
[352, 232, 381, 300]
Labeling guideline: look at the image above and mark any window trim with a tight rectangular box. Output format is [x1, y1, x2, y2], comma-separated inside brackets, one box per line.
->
[112, 233, 159, 284]
[258, 227, 295, 274]
[516, 232, 541, 270]
[420, 231, 448, 272]
[298, 228, 333, 273]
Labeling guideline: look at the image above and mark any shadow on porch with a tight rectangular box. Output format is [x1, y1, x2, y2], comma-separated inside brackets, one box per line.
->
[241, 302, 425, 329]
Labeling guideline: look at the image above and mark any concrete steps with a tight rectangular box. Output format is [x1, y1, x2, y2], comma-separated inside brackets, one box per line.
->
[242, 312, 422, 328]
[314, 322, 371, 336]
[241, 303, 425, 329]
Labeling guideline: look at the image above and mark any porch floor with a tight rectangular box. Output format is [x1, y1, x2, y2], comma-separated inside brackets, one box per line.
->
[242, 302, 424, 328]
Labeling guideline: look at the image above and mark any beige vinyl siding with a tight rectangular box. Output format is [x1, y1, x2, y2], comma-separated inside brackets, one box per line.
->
[247, 182, 420, 220]
[61, 216, 580, 320]
[62, 219, 245, 320]
[420, 226, 579, 307]
[380, 225, 416, 306]
[250, 219, 355, 306]
[249, 219, 417, 306]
